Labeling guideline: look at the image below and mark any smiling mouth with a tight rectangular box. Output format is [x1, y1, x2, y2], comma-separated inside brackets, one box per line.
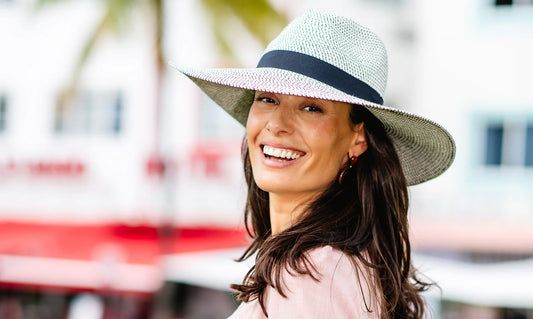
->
[262, 145, 304, 161]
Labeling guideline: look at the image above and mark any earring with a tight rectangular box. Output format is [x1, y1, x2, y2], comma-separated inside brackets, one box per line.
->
[338, 154, 357, 185]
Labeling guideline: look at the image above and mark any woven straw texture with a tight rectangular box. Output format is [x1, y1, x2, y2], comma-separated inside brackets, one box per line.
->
[170, 10, 455, 185]
[264, 10, 388, 96]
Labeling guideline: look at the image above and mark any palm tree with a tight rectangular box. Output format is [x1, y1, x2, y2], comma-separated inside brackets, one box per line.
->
[34, 0, 286, 258]
[199, 0, 288, 63]
[36, 0, 286, 156]
[31, 3, 286, 313]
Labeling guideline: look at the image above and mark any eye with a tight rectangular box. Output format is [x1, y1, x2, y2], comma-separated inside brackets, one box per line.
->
[256, 97, 276, 103]
[255, 93, 278, 104]
[303, 105, 323, 113]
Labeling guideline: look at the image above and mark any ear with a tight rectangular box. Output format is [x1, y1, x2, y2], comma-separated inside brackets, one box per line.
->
[349, 122, 368, 157]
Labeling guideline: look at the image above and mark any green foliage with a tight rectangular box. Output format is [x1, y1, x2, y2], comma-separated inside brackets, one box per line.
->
[34, 0, 67, 8]
[200, 0, 287, 64]
[35, 0, 286, 67]
[35, 0, 140, 35]
[34, 0, 286, 109]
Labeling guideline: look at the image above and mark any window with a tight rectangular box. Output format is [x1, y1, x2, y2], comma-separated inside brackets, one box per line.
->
[494, 0, 533, 6]
[483, 118, 533, 167]
[54, 91, 123, 135]
[0, 94, 7, 133]
[525, 124, 533, 166]
[198, 96, 243, 139]
[191, 95, 244, 179]
[485, 123, 504, 165]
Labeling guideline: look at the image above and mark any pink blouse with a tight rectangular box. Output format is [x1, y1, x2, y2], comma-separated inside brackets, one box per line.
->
[227, 246, 380, 318]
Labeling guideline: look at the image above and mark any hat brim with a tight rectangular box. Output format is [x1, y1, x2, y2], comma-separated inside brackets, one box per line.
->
[170, 63, 455, 186]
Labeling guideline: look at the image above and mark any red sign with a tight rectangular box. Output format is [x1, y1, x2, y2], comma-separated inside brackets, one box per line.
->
[0, 160, 86, 178]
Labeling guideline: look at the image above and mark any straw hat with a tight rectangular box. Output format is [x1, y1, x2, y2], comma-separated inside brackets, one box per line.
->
[170, 10, 455, 185]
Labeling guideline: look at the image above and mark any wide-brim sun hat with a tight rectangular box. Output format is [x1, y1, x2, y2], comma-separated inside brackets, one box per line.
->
[170, 9, 455, 186]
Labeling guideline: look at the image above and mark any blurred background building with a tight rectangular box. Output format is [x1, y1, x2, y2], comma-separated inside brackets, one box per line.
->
[0, 0, 532, 318]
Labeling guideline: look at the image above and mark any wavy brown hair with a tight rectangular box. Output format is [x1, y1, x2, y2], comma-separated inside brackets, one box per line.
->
[230, 104, 431, 318]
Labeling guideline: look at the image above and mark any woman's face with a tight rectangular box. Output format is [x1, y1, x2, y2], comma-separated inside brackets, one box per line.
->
[246, 91, 366, 199]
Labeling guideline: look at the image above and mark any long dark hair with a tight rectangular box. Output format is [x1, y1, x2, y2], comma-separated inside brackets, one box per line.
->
[230, 104, 431, 318]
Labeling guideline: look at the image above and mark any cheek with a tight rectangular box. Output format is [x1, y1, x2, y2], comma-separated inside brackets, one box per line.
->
[246, 106, 261, 141]
[307, 124, 352, 167]
[246, 109, 263, 168]
[306, 122, 338, 149]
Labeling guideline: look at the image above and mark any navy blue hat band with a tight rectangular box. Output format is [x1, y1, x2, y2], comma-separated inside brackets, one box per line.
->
[257, 50, 384, 105]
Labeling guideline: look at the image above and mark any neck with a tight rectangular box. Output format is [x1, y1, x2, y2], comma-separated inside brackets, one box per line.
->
[269, 192, 315, 235]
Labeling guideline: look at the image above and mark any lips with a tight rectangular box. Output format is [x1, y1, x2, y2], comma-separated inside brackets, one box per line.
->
[261, 145, 305, 161]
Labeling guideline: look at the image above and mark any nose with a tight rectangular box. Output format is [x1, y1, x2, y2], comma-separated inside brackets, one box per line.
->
[265, 102, 293, 135]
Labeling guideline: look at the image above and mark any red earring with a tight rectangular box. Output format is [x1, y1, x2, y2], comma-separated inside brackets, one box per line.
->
[338, 154, 357, 185]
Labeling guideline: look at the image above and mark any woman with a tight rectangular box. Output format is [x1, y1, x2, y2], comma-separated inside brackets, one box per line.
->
[171, 10, 455, 319]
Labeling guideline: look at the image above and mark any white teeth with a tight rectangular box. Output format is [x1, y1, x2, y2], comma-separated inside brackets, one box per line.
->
[263, 145, 302, 160]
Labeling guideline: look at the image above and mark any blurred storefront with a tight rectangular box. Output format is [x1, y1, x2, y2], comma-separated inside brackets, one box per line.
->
[0, 221, 248, 318]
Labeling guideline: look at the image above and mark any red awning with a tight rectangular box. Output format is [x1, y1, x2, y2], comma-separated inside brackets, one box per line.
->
[0, 221, 248, 295]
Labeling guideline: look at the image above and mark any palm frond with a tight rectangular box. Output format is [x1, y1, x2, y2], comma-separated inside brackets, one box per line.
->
[219, 0, 287, 45]
[200, 0, 287, 65]
[37, 0, 141, 112]
[33, 0, 67, 10]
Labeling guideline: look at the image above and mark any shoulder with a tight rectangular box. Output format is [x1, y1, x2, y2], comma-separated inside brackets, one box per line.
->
[299, 245, 354, 282]
[264, 246, 380, 318]
[306, 245, 345, 262]
[304, 246, 375, 298]
[306, 245, 352, 271]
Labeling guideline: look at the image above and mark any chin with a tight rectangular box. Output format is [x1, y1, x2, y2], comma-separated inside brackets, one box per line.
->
[253, 178, 286, 193]
[253, 176, 329, 198]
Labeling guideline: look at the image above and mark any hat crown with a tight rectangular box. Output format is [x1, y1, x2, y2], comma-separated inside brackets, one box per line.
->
[264, 10, 388, 98]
